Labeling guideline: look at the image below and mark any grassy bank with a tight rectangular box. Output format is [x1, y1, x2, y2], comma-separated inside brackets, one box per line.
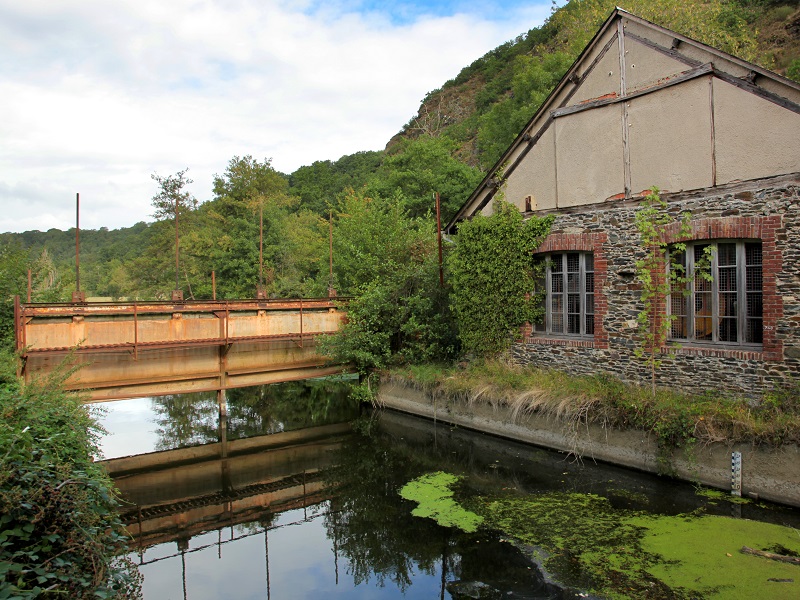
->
[0, 351, 140, 598]
[385, 361, 800, 455]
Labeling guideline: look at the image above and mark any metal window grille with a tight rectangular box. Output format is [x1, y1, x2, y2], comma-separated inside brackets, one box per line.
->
[534, 252, 594, 337]
[668, 241, 762, 346]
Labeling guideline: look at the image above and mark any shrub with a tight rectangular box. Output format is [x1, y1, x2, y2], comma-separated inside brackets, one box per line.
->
[0, 354, 140, 598]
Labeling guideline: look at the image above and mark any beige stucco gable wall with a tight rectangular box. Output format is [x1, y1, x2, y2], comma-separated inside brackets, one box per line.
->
[504, 126, 557, 212]
[453, 14, 800, 227]
[555, 103, 625, 207]
[628, 76, 714, 194]
[714, 78, 800, 185]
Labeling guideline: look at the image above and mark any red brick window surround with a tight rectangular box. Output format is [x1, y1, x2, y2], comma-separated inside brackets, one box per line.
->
[660, 216, 783, 361]
[526, 232, 609, 349]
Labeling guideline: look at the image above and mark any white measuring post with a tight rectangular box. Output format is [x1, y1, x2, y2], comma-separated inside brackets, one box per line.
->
[731, 451, 742, 497]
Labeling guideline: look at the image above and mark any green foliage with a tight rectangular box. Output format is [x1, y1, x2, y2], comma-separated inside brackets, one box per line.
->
[0, 241, 75, 353]
[367, 136, 483, 221]
[476, 52, 572, 167]
[787, 58, 800, 82]
[288, 151, 383, 215]
[0, 242, 28, 352]
[448, 199, 553, 357]
[0, 355, 140, 598]
[319, 189, 457, 373]
[150, 168, 197, 220]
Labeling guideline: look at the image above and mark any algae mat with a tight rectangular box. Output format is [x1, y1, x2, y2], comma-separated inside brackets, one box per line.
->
[402, 473, 799, 599]
[482, 492, 800, 599]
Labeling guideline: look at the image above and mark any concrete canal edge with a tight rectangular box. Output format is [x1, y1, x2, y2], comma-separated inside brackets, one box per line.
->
[378, 380, 800, 508]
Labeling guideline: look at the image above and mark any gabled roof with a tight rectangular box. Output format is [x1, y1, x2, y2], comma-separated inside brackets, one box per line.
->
[445, 8, 800, 233]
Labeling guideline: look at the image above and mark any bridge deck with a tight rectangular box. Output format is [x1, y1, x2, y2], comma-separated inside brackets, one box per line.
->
[15, 297, 348, 401]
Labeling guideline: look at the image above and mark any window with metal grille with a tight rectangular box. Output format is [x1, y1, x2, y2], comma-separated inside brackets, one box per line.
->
[532, 252, 594, 337]
[668, 241, 762, 346]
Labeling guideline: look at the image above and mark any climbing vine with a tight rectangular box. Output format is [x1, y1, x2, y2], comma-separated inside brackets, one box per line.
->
[449, 199, 553, 357]
[634, 187, 711, 397]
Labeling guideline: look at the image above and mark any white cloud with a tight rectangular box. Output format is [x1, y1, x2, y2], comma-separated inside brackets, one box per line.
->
[0, 0, 552, 233]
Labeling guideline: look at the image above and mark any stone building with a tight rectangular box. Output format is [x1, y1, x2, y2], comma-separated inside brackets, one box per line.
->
[446, 9, 800, 396]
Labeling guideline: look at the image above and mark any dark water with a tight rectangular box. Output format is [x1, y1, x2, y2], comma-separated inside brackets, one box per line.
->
[97, 382, 800, 599]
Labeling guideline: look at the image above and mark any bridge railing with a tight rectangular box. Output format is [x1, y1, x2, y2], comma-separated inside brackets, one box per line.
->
[15, 296, 348, 356]
[14, 296, 350, 400]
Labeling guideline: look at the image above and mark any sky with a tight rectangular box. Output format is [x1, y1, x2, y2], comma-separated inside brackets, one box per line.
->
[0, 0, 555, 234]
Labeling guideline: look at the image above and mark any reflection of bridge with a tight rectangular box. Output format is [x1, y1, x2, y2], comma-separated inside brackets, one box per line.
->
[14, 297, 348, 401]
[102, 422, 350, 549]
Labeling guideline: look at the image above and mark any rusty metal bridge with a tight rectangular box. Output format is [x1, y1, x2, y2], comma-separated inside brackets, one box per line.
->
[14, 297, 348, 402]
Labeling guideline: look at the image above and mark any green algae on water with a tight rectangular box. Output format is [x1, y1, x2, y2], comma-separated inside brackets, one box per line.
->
[399, 471, 483, 533]
[694, 486, 752, 505]
[629, 513, 800, 599]
[477, 491, 800, 599]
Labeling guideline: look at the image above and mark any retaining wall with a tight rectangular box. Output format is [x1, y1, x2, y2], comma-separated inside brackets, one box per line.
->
[378, 380, 800, 508]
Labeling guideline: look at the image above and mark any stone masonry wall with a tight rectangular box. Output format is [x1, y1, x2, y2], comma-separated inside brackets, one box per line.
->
[512, 176, 800, 397]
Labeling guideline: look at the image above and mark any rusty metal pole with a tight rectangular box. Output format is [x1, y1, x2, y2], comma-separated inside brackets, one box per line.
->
[76, 193, 80, 294]
[435, 192, 444, 287]
[133, 300, 138, 360]
[175, 195, 180, 294]
[260, 203, 264, 289]
[328, 211, 334, 296]
[13, 295, 20, 353]
[212, 270, 216, 300]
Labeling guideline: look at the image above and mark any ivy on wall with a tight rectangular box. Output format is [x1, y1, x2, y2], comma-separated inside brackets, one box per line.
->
[448, 200, 553, 357]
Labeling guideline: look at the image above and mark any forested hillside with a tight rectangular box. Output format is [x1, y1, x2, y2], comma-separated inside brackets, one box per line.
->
[1, 0, 798, 319]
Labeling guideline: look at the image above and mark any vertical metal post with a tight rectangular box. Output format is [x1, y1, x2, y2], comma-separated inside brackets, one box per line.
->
[26, 269, 31, 303]
[212, 270, 216, 300]
[328, 211, 334, 296]
[175, 194, 180, 293]
[13, 297, 20, 368]
[435, 192, 444, 287]
[218, 389, 228, 458]
[75, 193, 81, 293]
[265, 528, 271, 600]
[260, 203, 264, 289]
[299, 298, 303, 348]
[133, 301, 138, 360]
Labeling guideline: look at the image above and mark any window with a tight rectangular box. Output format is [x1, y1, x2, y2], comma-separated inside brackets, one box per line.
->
[669, 241, 762, 345]
[533, 252, 594, 336]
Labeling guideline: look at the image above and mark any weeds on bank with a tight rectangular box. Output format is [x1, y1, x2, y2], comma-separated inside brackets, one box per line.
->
[0, 349, 141, 598]
[386, 361, 800, 454]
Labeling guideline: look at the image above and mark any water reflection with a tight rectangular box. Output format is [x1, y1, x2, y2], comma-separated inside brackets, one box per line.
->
[150, 378, 358, 451]
[100, 386, 800, 599]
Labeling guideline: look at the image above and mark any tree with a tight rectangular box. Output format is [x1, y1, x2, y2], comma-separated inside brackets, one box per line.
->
[149, 168, 197, 296]
[288, 151, 383, 215]
[367, 136, 483, 221]
[0, 241, 28, 351]
[319, 189, 457, 373]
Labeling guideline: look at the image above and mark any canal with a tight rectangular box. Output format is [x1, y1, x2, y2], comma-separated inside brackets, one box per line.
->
[97, 380, 800, 599]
